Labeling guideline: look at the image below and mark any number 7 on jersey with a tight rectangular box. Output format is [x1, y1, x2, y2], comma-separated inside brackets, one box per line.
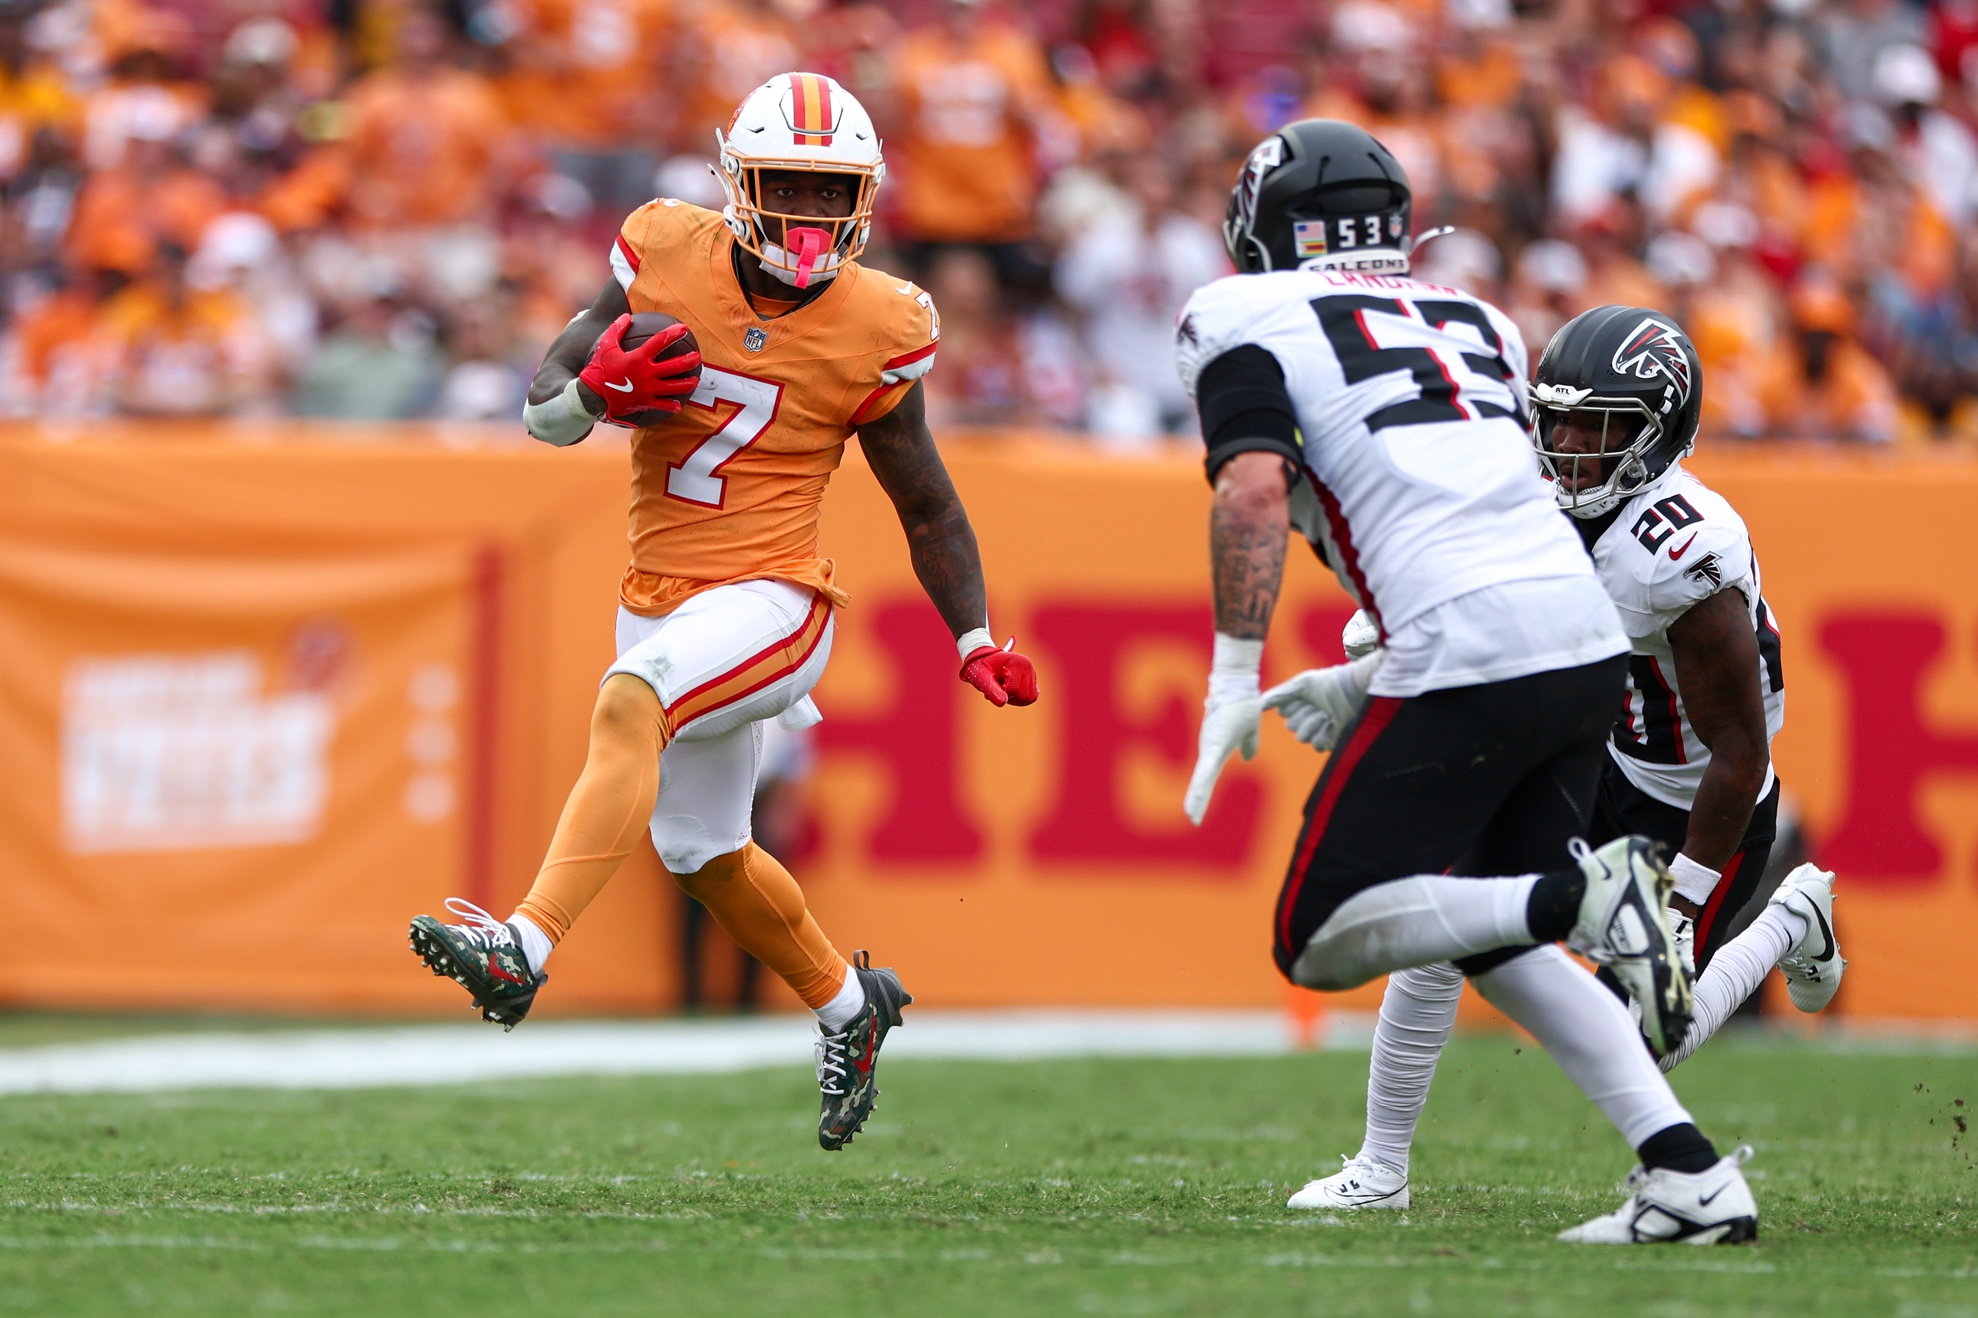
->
[667, 366, 784, 508]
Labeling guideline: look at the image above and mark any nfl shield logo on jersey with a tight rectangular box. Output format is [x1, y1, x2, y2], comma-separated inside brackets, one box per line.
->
[745, 326, 768, 353]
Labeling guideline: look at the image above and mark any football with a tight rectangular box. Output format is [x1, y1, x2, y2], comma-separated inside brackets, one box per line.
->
[620, 310, 698, 361]
[617, 311, 701, 427]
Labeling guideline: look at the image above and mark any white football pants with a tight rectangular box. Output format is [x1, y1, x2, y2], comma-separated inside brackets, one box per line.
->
[606, 579, 833, 874]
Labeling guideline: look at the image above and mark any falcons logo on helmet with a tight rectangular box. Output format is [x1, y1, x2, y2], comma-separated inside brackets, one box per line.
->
[1612, 317, 1694, 404]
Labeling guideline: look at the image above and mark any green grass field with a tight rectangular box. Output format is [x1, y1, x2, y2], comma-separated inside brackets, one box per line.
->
[0, 1029, 1972, 1317]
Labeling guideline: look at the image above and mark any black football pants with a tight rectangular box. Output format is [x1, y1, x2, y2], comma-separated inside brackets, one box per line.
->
[1272, 654, 1628, 982]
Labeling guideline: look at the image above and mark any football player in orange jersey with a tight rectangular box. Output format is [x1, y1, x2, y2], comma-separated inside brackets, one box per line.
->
[410, 73, 1039, 1151]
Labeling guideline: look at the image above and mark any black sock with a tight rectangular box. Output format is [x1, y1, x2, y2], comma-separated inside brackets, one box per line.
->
[1636, 1122, 1719, 1174]
[1524, 867, 1585, 943]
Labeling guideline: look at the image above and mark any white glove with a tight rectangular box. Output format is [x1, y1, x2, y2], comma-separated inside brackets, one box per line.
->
[1260, 651, 1385, 751]
[1183, 634, 1263, 826]
[1342, 609, 1380, 659]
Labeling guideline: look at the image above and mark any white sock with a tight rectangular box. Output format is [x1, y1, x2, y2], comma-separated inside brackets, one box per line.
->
[1360, 961, 1464, 1175]
[1473, 944, 1693, 1148]
[507, 912, 554, 976]
[815, 966, 868, 1032]
[1290, 874, 1539, 990]
[1656, 904, 1807, 1072]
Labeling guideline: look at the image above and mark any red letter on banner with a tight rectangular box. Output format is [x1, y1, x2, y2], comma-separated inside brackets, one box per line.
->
[1819, 612, 1978, 882]
[814, 599, 984, 862]
[1029, 603, 1260, 866]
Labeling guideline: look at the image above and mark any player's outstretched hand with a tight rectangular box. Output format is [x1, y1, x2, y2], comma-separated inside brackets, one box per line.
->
[960, 639, 1039, 708]
[1260, 652, 1385, 752]
[579, 314, 703, 426]
[1183, 695, 1260, 826]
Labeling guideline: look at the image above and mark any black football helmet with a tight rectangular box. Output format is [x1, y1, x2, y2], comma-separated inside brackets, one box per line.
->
[1224, 119, 1413, 275]
[1530, 305, 1705, 519]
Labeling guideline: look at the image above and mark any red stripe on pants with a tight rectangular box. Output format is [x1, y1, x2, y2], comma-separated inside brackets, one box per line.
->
[1276, 695, 1405, 956]
[1692, 848, 1745, 956]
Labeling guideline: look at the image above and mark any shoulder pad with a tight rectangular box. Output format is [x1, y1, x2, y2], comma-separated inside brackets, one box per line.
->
[839, 267, 939, 377]
[1602, 475, 1755, 621]
[613, 200, 720, 291]
[1174, 274, 1312, 400]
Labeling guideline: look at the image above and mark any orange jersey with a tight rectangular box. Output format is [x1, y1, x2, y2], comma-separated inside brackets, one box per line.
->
[609, 201, 939, 616]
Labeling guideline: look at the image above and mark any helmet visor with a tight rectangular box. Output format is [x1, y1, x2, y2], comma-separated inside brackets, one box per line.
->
[1531, 396, 1663, 513]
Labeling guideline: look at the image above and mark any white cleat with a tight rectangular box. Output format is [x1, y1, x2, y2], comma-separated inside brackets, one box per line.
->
[1558, 1147, 1758, 1245]
[1287, 1154, 1409, 1211]
[1771, 863, 1844, 1013]
[1565, 836, 1693, 1060]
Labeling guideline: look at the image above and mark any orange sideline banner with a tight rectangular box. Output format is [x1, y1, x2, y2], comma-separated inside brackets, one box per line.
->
[0, 424, 1972, 1023]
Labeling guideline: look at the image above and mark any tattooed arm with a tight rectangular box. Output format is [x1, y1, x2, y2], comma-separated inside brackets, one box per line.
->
[1209, 451, 1293, 641]
[856, 381, 988, 640]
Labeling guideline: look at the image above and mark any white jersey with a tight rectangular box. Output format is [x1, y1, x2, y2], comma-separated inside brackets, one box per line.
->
[1587, 465, 1786, 810]
[1177, 268, 1627, 694]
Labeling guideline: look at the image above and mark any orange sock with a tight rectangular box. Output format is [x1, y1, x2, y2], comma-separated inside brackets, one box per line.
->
[514, 675, 666, 944]
[675, 842, 848, 1009]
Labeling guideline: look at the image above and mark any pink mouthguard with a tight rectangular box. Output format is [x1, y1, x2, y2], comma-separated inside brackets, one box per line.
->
[786, 226, 831, 289]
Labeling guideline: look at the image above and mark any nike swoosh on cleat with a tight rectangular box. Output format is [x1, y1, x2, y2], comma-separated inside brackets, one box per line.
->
[1698, 1182, 1730, 1206]
[603, 378, 636, 392]
[1804, 900, 1836, 963]
[486, 954, 529, 986]
[1668, 533, 1698, 560]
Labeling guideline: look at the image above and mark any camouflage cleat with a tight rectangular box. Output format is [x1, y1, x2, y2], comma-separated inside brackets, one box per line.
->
[408, 898, 547, 1030]
[815, 951, 912, 1151]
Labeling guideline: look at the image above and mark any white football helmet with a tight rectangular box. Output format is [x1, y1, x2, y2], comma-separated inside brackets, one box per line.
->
[716, 72, 884, 289]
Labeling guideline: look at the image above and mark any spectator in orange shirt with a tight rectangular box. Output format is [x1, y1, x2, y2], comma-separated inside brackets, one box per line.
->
[342, 7, 511, 230]
[889, 0, 1052, 287]
[80, 6, 204, 174]
[0, 270, 110, 413]
[498, 0, 674, 216]
[1756, 272, 1898, 443]
[93, 243, 272, 415]
[65, 101, 226, 276]
[675, 0, 800, 155]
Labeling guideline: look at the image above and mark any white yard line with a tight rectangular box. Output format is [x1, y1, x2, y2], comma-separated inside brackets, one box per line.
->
[0, 1011, 1369, 1096]
[0, 1011, 1965, 1097]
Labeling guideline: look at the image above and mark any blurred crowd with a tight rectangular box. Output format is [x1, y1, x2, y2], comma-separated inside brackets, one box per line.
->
[4, 0, 1978, 446]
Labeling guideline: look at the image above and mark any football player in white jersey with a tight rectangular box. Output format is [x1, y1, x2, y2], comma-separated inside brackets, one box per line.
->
[1177, 120, 1758, 1244]
[1276, 308, 1846, 1217]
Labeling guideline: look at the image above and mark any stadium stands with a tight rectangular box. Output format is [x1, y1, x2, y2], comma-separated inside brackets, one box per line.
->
[0, 0, 1971, 448]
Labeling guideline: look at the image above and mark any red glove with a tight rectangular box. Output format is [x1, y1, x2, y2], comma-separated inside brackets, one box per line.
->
[960, 640, 1039, 708]
[578, 314, 702, 426]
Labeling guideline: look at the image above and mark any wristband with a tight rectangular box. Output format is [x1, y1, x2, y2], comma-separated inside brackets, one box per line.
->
[523, 378, 600, 447]
[956, 626, 993, 661]
[1669, 852, 1722, 906]
[1208, 632, 1264, 705]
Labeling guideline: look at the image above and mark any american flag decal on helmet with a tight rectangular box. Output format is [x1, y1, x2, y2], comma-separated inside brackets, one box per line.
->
[1612, 316, 1693, 404]
[789, 73, 835, 146]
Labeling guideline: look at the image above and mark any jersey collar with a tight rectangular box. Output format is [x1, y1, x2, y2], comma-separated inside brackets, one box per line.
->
[711, 226, 859, 350]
